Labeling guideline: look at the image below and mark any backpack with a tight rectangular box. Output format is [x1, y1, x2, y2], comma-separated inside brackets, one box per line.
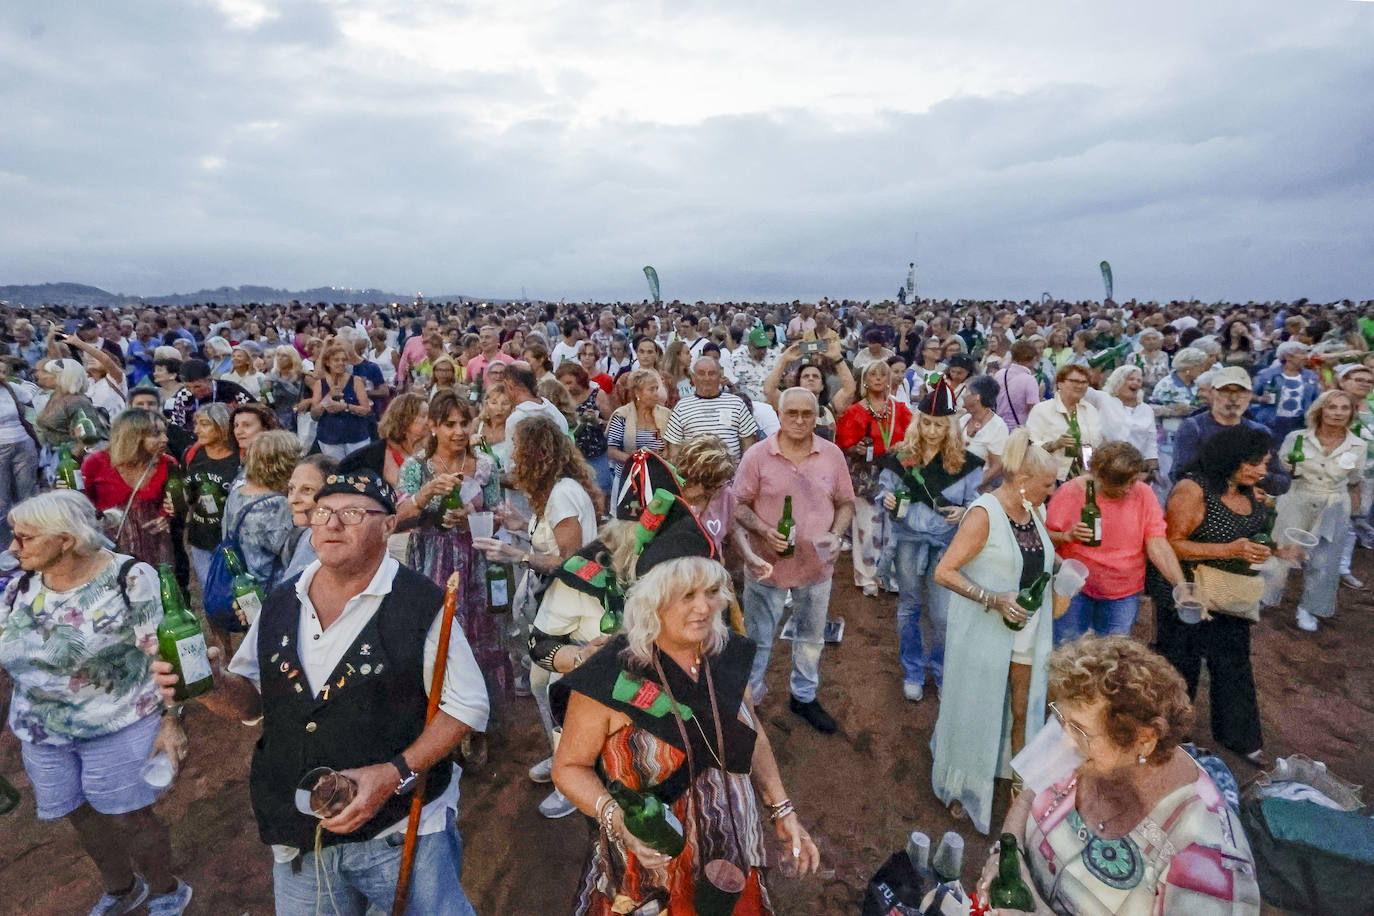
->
[203, 494, 277, 632]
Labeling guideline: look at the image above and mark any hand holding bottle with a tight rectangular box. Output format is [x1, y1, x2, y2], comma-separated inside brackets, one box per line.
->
[1232, 538, 1271, 565]
[986, 593, 1027, 627]
[883, 492, 897, 511]
[609, 805, 675, 871]
[1065, 522, 1095, 544]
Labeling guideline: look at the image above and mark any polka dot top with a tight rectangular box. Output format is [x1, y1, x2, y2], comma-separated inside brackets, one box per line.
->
[1187, 477, 1264, 575]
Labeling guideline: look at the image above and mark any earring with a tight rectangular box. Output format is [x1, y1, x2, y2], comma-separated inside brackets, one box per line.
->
[1137, 755, 1147, 765]
[1019, 488, 1026, 498]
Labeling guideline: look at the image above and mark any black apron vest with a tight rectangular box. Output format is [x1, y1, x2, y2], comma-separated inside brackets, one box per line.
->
[248, 565, 452, 850]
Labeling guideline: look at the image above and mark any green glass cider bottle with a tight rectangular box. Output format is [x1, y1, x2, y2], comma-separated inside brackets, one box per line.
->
[777, 495, 796, 558]
[156, 563, 214, 701]
[987, 833, 1035, 911]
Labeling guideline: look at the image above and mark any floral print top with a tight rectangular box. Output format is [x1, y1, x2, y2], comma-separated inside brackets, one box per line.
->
[0, 554, 162, 745]
[398, 451, 495, 513]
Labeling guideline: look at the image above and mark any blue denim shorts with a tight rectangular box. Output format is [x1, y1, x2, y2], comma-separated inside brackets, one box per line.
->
[20, 714, 164, 820]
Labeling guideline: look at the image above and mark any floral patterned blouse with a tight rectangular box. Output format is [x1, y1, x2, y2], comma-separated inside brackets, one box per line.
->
[0, 554, 162, 745]
[398, 451, 495, 513]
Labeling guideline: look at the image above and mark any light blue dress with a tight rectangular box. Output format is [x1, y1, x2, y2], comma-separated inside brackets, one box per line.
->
[930, 491, 1054, 835]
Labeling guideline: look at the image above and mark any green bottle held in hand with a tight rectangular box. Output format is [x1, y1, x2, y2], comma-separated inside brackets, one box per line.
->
[1288, 433, 1305, 468]
[485, 559, 511, 614]
[156, 563, 214, 702]
[438, 473, 465, 529]
[608, 780, 686, 858]
[1006, 571, 1052, 632]
[1081, 479, 1102, 547]
[223, 550, 265, 626]
[164, 464, 187, 516]
[987, 833, 1035, 911]
[777, 495, 796, 558]
[56, 443, 83, 491]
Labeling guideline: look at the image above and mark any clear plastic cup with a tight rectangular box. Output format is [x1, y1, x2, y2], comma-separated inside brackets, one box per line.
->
[1054, 559, 1089, 598]
[1173, 582, 1204, 624]
[469, 511, 495, 541]
[1278, 527, 1319, 567]
[141, 752, 175, 789]
[1011, 718, 1085, 794]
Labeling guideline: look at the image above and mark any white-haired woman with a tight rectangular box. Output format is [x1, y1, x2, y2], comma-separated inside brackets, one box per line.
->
[1254, 340, 1322, 446]
[1088, 364, 1160, 479]
[1275, 390, 1366, 632]
[1133, 327, 1171, 390]
[203, 335, 233, 377]
[34, 358, 106, 471]
[1, 491, 191, 913]
[551, 557, 819, 916]
[931, 429, 1058, 833]
[221, 346, 264, 399]
[1150, 346, 1209, 490]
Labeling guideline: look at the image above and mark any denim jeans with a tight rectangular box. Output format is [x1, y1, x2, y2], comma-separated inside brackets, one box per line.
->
[271, 808, 477, 916]
[0, 438, 39, 547]
[743, 578, 832, 703]
[892, 538, 949, 687]
[1054, 592, 1141, 644]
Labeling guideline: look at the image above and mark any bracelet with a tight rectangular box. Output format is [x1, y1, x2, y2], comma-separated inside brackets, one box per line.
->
[594, 792, 613, 819]
[599, 800, 625, 848]
[766, 797, 791, 813]
[768, 800, 796, 822]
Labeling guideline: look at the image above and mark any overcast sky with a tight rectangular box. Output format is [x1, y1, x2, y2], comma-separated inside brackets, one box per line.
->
[3, 0, 1372, 303]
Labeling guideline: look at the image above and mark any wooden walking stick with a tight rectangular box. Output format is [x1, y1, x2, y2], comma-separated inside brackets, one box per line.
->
[391, 571, 462, 915]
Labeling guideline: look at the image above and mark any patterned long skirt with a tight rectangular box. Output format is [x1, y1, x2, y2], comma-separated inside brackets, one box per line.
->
[406, 524, 514, 722]
[850, 497, 889, 590]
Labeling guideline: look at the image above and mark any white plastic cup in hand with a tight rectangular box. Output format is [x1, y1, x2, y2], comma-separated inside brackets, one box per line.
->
[1053, 559, 1089, 598]
[813, 536, 839, 565]
[142, 752, 175, 789]
[1279, 527, 1319, 566]
[469, 511, 495, 541]
[1011, 717, 1085, 794]
[1173, 582, 1204, 624]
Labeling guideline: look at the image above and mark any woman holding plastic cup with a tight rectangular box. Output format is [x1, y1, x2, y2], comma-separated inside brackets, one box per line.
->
[1046, 441, 1185, 643]
[1274, 390, 1366, 632]
[395, 391, 509, 714]
[1147, 425, 1273, 766]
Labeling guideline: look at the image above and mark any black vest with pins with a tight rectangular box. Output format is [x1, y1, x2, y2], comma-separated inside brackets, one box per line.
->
[248, 565, 452, 850]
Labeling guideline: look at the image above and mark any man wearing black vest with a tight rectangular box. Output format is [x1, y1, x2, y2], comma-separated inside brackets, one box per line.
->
[153, 472, 487, 914]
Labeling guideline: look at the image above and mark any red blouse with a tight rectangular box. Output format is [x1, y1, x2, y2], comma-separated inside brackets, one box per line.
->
[835, 397, 912, 456]
[81, 451, 175, 513]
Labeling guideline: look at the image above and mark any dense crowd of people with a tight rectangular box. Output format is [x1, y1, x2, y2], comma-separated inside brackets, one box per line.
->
[1, 293, 1372, 914]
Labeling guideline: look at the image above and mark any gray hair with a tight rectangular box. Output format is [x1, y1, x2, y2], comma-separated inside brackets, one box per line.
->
[45, 359, 87, 395]
[1103, 364, 1143, 397]
[778, 386, 819, 413]
[204, 335, 232, 357]
[1277, 340, 1310, 361]
[1171, 347, 1209, 372]
[1137, 328, 1163, 345]
[620, 557, 732, 669]
[8, 490, 106, 555]
[194, 402, 233, 441]
[1192, 336, 1222, 358]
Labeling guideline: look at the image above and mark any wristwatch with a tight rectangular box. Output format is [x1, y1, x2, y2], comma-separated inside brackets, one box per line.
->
[390, 755, 419, 795]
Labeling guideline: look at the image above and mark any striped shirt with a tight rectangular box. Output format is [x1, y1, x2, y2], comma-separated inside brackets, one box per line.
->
[663, 392, 759, 456]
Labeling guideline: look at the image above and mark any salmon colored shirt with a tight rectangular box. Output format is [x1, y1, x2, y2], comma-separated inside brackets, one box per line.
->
[734, 434, 855, 589]
[1046, 478, 1166, 599]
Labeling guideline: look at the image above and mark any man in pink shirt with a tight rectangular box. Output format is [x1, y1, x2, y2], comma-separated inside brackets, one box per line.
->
[1045, 441, 1185, 642]
[464, 324, 515, 387]
[734, 387, 855, 733]
[394, 318, 439, 387]
[994, 341, 1042, 430]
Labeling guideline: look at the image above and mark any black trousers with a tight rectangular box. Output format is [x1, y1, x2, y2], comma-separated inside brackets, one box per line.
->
[1148, 568, 1263, 756]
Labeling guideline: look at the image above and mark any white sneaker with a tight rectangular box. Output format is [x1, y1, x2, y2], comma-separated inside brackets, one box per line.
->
[87, 876, 148, 916]
[528, 756, 553, 784]
[538, 788, 578, 819]
[1296, 607, 1319, 632]
[862, 585, 879, 597]
[902, 681, 924, 702]
[1341, 573, 1364, 589]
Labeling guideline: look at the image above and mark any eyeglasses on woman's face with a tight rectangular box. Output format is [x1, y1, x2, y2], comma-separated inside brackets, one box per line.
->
[310, 505, 388, 526]
[1049, 701, 1094, 753]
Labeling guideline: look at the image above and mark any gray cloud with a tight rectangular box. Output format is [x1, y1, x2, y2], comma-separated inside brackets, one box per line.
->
[1, 0, 1371, 303]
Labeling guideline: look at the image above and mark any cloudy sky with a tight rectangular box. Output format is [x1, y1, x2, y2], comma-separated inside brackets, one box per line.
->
[3, 0, 1372, 303]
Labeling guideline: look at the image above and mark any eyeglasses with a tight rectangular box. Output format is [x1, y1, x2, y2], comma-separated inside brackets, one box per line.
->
[1049, 701, 1093, 753]
[310, 506, 388, 526]
[10, 532, 48, 546]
